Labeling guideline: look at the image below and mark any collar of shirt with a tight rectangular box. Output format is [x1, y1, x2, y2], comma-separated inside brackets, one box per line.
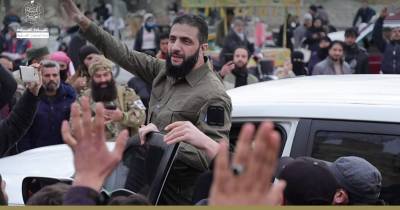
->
[167, 57, 211, 87]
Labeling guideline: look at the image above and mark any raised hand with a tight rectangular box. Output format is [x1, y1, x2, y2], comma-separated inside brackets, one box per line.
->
[209, 122, 286, 206]
[61, 96, 128, 191]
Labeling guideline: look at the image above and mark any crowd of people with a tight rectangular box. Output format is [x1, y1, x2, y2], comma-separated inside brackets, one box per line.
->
[0, 0, 398, 206]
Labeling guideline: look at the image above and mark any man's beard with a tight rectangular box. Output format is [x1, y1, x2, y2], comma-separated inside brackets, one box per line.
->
[44, 81, 59, 93]
[330, 55, 341, 62]
[91, 79, 118, 102]
[166, 48, 199, 79]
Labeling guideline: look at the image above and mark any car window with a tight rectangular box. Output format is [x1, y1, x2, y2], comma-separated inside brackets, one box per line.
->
[311, 131, 400, 204]
[230, 121, 287, 155]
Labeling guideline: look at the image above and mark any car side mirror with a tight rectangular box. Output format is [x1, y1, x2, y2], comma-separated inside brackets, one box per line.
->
[22, 177, 73, 204]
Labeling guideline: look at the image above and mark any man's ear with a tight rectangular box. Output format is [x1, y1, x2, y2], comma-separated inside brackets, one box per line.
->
[332, 189, 349, 205]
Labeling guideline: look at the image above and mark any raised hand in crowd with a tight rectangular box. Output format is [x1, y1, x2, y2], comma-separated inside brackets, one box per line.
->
[209, 122, 286, 205]
[61, 97, 128, 192]
[219, 61, 235, 77]
[164, 121, 219, 160]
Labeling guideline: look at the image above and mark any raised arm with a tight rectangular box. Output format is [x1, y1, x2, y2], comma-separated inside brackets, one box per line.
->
[61, 0, 164, 84]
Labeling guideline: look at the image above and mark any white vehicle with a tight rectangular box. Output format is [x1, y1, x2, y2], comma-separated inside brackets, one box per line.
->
[2, 75, 400, 205]
[227, 75, 400, 204]
[0, 133, 179, 205]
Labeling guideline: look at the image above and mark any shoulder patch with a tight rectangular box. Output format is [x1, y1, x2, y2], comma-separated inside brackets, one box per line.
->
[133, 99, 146, 110]
[205, 106, 225, 126]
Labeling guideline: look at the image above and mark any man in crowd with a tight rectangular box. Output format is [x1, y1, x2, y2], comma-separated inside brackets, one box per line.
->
[329, 156, 383, 205]
[50, 51, 75, 82]
[308, 36, 331, 74]
[156, 32, 169, 60]
[293, 13, 313, 49]
[353, 0, 376, 27]
[219, 17, 254, 66]
[373, 8, 400, 74]
[2, 22, 32, 63]
[80, 58, 146, 140]
[219, 47, 258, 90]
[62, 0, 231, 204]
[313, 41, 353, 75]
[17, 60, 76, 152]
[343, 28, 369, 74]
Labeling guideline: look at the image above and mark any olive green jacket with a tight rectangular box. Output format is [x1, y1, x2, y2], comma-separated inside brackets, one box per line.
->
[81, 85, 146, 140]
[82, 23, 232, 204]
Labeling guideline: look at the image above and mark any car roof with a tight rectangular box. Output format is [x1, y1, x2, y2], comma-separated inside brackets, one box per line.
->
[228, 75, 400, 123]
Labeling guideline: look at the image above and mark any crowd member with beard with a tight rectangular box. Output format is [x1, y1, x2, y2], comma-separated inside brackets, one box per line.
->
[373, 8, 400, 74]
[303, 18, 327, 53]
[308, 36, 331, 75]
[50, 51, 76, 82]
[344, 28, 369, 74]
[80, 58, 146, 140]
[17, 60, 76, 153]
[220, 47, 258, 90]
[313, 41, 353, 75]
[62, 0, 231, 204]
[67, 45, 102, 94]
[219, 17, 254, 67]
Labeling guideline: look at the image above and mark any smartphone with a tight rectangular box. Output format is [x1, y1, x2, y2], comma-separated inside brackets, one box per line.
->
[15, 66, 40, 83]
[104, 102, 117, 110]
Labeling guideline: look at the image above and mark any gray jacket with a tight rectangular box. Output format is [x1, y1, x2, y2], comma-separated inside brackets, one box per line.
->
[313, 57, 353, 75]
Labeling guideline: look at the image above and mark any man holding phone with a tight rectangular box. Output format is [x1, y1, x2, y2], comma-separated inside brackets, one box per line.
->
[17, 60, 76, 152]
[79, 58, 146, 140]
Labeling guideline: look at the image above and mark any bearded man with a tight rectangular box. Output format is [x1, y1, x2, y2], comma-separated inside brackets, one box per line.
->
[80, 58, 146, 140]
[17, 60, 76, 152]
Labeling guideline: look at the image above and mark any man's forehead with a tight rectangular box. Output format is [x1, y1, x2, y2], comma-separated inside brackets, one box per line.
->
[170, 24, 199, 39]
[42, 67, 59, 74]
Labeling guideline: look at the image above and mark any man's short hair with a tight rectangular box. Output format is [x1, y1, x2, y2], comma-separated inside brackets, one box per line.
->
[345, 27, 358, 38]
[329, 40, 345, 51]
[172, 14, 208, 44]
[159, 32, 169, 40]
[41, 60, 60, 72]
[233, 46, 249, 57]
[27, 183, 71, 205]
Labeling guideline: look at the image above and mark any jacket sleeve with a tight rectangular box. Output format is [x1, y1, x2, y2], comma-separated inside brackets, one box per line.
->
[0, 90, 38, 157]
[176, 96, 232, 170]
[0, 65, 17, 109]
[353, 9, 361, 26]
[120, 88, 146, 129]
[312, 63, 323, 75]
[81, 23, 164, 85]
[372, 17, 387, 53]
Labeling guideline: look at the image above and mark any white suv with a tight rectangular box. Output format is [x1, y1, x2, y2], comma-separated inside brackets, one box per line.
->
[227, 75, 400, 204]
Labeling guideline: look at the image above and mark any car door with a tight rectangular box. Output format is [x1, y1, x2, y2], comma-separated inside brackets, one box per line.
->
[293, 119, 400, 205]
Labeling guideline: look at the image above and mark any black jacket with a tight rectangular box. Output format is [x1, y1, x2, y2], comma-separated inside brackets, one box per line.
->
[353, 7, 376, 26]
[0, 90, 39, 157]
[373, 17, 400, 74]
[219, 30, 254, 66]
[0, 65, 17, 109]
[344, 45, 369, 74]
